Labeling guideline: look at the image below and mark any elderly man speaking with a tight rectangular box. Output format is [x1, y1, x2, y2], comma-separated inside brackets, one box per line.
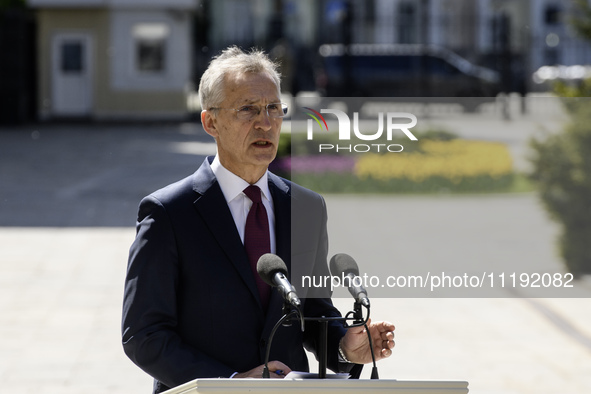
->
[122, 46, 395, 394]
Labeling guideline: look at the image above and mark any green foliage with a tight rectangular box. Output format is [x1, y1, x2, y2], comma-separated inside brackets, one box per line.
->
[276, 132, 291, 158]
[532, 0, 591, 274]
[529, 97, 591, 277]
[553, 79, 591, 99]
[0, 0, 26, 9]
[293, 173, 517, 194]
[570, 0, 591, 42]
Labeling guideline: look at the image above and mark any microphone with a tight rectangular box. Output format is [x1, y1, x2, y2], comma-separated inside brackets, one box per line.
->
[257, 254, 304, 379]
[330, 253, 379, 379]
[329, 253, 370, 308]
[257, 253, 301, 308]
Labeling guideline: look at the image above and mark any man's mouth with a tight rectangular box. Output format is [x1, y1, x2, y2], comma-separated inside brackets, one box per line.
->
[254, 141, 270, 146]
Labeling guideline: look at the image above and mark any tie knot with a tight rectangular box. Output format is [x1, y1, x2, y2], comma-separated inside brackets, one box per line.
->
[243, 185, 262, 204]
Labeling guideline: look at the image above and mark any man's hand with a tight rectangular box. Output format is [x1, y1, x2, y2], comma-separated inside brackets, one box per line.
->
[232, 360, 292, 379]
[340, 319, 395, 365]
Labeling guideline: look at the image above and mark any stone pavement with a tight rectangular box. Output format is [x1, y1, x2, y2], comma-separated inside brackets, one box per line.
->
[0, 227, 151, 394]
[325, 194, 591, 393]
[1, 120, 590, 393]
[1, 226, 590, 393]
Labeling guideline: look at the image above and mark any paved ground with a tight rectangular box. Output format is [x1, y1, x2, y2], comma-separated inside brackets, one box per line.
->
[1, 110, 590, 393]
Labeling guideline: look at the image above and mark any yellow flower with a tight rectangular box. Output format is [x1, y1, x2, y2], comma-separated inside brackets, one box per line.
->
[354, 140, 513, 183]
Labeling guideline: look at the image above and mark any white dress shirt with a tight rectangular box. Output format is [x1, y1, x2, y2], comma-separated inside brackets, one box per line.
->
[210, 155, 276, 254]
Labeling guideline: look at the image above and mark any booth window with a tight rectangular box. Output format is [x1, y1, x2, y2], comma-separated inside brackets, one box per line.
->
[61, 41, 83, 73]
[133, 23, 170, 73]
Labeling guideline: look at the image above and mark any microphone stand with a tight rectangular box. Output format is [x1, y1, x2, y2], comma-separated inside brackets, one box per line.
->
[307, 303, 370, 379]
[262, 300, 372, 379]
[317, 318, 329, 378]
[365, 321, 379, 379]
[262, 303, 303, 379]
[344, 300, 378, 378]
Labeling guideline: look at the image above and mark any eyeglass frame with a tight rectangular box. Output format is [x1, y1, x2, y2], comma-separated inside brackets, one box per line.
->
[208, 102, 288, 121]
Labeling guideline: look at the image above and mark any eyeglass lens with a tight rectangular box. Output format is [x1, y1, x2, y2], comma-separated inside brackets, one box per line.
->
[236, 103, 288, 120]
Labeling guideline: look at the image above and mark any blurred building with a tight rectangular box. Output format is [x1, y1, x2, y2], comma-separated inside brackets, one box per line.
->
[201, 0, 591, 96]
[528, 0, 591, 68]
[27, 0, 197, 121]
[10, 0, 591, 123]
[321, 0, 591, 94]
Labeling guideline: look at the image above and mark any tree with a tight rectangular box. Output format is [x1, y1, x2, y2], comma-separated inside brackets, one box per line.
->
[529, 0, 591, 278]
[571, 0, 591, 41]
[0, 0, 26, 10]
[530, 99, 591, 277]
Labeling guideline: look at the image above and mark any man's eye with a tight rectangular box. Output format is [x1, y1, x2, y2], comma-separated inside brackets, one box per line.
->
[267, 104, 279, 111]
[238, 105, 258, 113]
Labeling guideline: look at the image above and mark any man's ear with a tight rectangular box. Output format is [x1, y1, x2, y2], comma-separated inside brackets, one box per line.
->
[201, 110, 218, 138]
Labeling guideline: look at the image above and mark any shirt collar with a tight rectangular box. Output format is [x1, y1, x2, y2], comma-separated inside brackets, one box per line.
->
[210, 155, 271, 203]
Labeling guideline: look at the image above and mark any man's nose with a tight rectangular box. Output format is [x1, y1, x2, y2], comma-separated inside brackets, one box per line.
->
[254, 109, 272, 130]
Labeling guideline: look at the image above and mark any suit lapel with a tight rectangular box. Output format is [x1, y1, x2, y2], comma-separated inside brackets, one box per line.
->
[269, 173, 291, 269]
[264, 174, 293, 334]
[191, 158, 264, 317]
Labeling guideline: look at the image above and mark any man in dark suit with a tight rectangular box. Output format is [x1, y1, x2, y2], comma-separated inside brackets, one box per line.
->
[122, 46, 395, 393]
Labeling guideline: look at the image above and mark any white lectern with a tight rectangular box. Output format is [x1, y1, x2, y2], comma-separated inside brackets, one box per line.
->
[162, 378, 469, 394]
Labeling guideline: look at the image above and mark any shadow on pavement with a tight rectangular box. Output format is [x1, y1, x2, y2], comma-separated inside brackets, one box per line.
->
[0, 122, 215, 227]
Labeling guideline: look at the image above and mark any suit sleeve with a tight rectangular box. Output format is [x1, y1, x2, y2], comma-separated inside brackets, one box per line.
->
[300, 194, 364, 378]
[122, 196, 235, 388]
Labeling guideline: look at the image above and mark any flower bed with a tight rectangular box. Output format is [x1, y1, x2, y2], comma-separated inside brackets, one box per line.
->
[355, 140, 513, 182]
[276, 139, 518, 193]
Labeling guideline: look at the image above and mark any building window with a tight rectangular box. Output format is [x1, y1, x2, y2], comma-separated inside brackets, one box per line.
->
[398, 2, 416, 44]
[225, 0, 253, 45]
[544, 5, 561, 25]
[365, 0, 375, 24]
[133, 23, 170, 73]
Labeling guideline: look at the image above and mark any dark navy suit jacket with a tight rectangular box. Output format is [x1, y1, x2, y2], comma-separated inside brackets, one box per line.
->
[122, 157, 361, 393]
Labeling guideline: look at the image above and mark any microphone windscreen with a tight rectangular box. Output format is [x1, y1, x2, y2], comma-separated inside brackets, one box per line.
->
[256, 253, 288, 286]
[329, 253, 359, 276]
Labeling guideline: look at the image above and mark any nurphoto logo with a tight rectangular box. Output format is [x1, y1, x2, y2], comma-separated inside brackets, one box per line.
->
[304, 107, 418, 153]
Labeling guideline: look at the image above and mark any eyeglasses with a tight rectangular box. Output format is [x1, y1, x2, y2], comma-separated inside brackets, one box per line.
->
[209, 103, 288, 121]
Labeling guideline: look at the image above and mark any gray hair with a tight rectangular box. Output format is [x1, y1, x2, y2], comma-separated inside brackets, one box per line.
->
[199, 46, 281, 110]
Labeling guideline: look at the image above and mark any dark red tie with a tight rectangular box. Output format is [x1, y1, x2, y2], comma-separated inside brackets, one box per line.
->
[243, 185, 271, 310]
